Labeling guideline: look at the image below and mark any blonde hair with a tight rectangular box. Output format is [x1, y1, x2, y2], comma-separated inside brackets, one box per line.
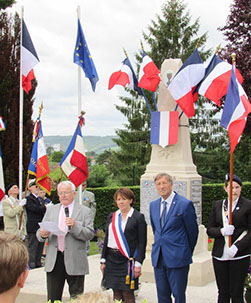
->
[0, 231, 28, 294]
[73, 292, 113, 303]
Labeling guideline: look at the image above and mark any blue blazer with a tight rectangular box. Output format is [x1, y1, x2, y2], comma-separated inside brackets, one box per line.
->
[150, 192, 198, 268]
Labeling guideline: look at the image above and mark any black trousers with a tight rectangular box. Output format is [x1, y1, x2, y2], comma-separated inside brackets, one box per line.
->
[27, 232, 44, 268]
[213, 257, 250, 303]
[47, 251, 85, 302]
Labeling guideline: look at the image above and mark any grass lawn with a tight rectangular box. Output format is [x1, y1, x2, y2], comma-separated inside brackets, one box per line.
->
[89, 241, 100, 256]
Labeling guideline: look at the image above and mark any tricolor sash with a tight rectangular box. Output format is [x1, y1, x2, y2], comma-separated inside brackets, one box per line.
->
[111, 211, 138, 289]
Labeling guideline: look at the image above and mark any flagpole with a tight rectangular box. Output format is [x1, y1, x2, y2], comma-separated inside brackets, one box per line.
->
[19, 7, 24, 201]
[77, 5, 83, 204]
[228, 52, 236, 247]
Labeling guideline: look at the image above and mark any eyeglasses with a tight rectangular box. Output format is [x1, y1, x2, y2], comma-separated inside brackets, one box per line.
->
[58, 191, 74, 196]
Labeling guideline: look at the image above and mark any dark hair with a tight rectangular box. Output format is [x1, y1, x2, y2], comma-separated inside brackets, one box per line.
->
[114, 187, 135, 206]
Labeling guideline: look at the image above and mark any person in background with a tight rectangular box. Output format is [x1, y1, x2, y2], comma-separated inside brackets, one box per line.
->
[2, 183, 26, 239]
[37, 181, 94, 302]
[207, 173, 251, 302]
[38, 188, 52, 206]
[100, 187, 147, 303]
[0, 231, 29, 303]
[25, 179, 46, 269]
[150, 172, 198, 303]
[76, 180, 96, 255]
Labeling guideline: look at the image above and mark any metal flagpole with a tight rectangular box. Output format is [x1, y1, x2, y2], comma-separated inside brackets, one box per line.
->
[77, 5, 83, 204]
[228, 52, 236, 247]
[19, 6, 24, 200]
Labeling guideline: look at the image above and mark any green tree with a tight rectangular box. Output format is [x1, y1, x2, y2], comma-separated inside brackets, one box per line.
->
[112, 0, 210, 185]
[51, 151, 64, 163]
[87, 164, 113, 188]
[0, 0, 16, 10]
[0, 12, 36, 185]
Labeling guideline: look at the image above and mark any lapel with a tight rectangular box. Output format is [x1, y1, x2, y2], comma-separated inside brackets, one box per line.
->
[71, 202, 80, 221]
[232, 196, 243, 222]
[153, 198, 161, 231]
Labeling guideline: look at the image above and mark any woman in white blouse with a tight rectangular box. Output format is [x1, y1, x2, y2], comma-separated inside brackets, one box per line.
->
[100, 187, 147, 303]
[207, 173, 251, 302]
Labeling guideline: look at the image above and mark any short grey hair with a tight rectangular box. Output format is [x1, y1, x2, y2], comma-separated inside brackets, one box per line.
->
[154, 173, 173, 184]
[57, 181, 76, 192]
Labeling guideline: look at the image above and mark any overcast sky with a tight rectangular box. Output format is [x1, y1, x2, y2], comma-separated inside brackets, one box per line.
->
[8, 0, 233, 138]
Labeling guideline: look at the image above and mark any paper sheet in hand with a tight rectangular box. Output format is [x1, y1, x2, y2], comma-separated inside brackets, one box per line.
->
[39, 221, 65, 236]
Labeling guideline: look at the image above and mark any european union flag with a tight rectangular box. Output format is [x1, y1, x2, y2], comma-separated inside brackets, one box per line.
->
[74, 19, 99, 92]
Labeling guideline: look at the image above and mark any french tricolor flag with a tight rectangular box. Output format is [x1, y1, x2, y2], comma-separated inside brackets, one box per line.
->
[138, 50, 160, 92]
[22, 19, 39, 94]
[168, 49, 205, 118]
[0, 144, 5, 201]
[220, 65, 251, 153]
[60, 118, 88, 188]
[150, 111, 179, 148]
[108, 57, 142, 95]
[28, 119, 51, 194]
[195, 54, 243, 106]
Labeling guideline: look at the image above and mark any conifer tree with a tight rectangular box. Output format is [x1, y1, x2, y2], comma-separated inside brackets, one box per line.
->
[112, 0, 210, 185]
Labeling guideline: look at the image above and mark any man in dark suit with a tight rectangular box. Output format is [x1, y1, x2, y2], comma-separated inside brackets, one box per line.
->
[25, 179, 46, 269]
[150, 173, 198, 303]
[37, 181, 95, 302]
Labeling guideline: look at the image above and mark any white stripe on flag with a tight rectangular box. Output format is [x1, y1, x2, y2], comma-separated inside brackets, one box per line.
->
[159, 112, 170, 147]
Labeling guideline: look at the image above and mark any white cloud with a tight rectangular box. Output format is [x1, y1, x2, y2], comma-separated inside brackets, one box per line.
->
[9, 0, 233, 136]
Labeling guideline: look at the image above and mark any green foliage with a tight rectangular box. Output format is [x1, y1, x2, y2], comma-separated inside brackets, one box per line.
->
[0, 11, 36, 186]
[51, 151, 64, 163]
[87, 164, 114, 188]
[0, 0, 16, 10]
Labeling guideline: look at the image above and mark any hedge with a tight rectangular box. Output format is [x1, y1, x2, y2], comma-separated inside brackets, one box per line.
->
[49, 182, 251, 230]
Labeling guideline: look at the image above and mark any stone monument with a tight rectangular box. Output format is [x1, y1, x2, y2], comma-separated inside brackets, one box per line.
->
[140, 58, 214, 286]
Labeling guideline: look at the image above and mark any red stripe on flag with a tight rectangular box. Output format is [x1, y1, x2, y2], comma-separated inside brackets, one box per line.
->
[22, 69, 34, 94]
[176, 90, 195, 118]
[68, 169, 87, 188]
[108, 71, 130, 90]
[70, 150, 88, 175]
[0, 189, 4, 201]
[168, 112, 179, 145]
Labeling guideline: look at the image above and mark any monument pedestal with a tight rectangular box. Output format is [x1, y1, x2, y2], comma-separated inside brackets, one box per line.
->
[140, 58, 214, 286]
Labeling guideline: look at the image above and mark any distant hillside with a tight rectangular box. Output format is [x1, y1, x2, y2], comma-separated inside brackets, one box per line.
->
[44, 135, 118, 154]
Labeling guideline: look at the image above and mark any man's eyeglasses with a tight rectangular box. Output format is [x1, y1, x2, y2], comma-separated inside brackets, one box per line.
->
[58, 191, 74, 196]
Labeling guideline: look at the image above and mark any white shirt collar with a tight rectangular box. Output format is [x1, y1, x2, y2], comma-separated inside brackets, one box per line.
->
[161, 191, 175, 205]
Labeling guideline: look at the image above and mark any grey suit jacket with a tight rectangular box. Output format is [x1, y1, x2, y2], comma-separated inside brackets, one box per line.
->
[36, 201, 94, 275]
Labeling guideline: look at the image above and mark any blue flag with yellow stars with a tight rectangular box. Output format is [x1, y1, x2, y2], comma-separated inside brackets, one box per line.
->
[74, 19, 99, 92]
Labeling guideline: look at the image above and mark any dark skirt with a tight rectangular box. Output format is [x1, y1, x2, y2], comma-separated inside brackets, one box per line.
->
[102, 248, 139, 291]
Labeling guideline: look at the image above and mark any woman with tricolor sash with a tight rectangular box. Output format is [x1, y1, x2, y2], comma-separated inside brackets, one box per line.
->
[100, 187, 147, 303]
[207, 173, 251, 302]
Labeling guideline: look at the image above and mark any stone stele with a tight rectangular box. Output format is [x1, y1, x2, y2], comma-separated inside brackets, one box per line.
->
[140, 58, 214, 286]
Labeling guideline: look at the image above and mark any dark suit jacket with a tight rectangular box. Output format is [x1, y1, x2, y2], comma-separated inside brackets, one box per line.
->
[150, 192, 198, 268]
[25, 193, 46, 233]
[101, 209, 147, 264]
[207, 195, 251, 258]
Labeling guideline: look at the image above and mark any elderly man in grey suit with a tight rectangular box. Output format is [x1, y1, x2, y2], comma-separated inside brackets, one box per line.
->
[37, 181, 94, 302]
